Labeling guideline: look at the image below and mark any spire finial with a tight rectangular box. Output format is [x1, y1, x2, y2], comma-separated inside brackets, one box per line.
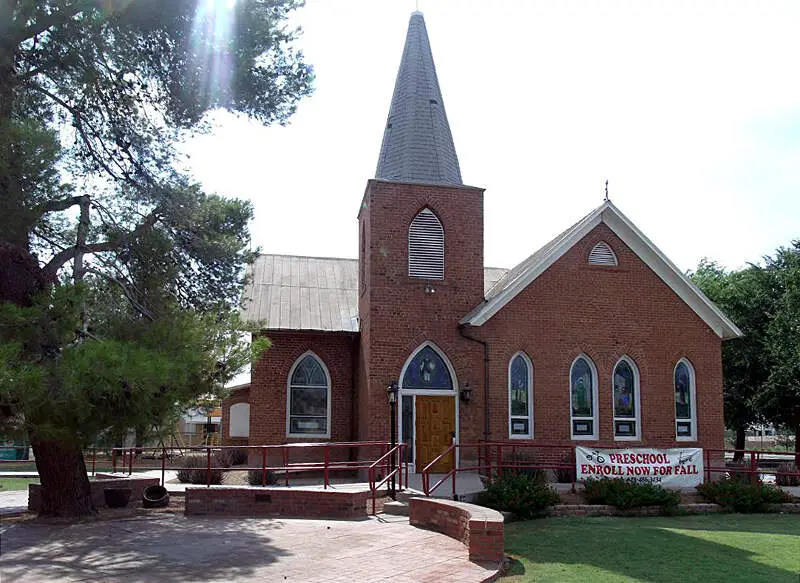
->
[604, 179, 609, 201]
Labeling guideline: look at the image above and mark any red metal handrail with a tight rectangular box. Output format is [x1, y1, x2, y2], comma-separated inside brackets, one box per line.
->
[368, 443, 407, 514]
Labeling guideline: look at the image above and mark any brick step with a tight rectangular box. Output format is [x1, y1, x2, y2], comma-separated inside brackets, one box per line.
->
[382, 501, 409, 516]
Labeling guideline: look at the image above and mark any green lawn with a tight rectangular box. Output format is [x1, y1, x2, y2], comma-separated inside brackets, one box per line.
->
[0, 478, 39, 491]
[504, 514, 800, 582]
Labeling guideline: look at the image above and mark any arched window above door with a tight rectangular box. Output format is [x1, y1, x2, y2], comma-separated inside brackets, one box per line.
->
[401, 344, 453, 390]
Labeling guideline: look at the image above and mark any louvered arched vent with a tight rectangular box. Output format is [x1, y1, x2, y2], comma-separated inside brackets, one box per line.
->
[409, 208, 444, 279]
[589, 241, 618, 266]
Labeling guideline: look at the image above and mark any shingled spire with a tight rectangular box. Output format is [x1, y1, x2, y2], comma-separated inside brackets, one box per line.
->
[375, 12, 462, 185]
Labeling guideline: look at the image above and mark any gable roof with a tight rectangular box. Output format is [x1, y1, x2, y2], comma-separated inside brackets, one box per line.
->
[242, 254, 508, 333]
[461, 201, 744, 340]
[375, 12, 462, 185]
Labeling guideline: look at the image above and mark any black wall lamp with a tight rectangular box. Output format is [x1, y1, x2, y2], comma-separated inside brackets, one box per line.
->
[460, 382, 472, 403]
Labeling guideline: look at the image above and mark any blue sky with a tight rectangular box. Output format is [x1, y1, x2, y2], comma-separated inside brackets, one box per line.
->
[182, 0, 800, 272]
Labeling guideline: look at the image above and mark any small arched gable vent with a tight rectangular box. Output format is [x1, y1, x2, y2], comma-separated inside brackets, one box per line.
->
[409, 208, 444, 279]
[589, 241, 618, 266]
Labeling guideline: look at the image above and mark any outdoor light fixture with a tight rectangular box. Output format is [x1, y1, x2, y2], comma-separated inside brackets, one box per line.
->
[460, 382, 472, 403]
[387, 380, 399, 500]
[387, 380, 399, 404]
[424, 284, 436, 295]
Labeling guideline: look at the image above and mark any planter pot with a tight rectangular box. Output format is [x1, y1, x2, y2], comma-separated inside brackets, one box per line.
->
[104, 487, 132, 508]
[142, 485, 170, 508]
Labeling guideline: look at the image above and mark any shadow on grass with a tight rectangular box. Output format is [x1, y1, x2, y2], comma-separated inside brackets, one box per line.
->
[505, 515, 800, 583]
[0, 514, 292, 582]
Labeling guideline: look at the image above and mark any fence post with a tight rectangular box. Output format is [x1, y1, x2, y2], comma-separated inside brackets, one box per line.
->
[283, 446, 289, 487]
[206, 446, 212, 487]
[112, 448, 117, 474]
[161, 447, 166, 486]
[261, 446, 267, 486]
[91, 447, 96, 477]
[571, 446, 576, 493]
[128, 448, 133, 476]
[324, 445, 330, 489]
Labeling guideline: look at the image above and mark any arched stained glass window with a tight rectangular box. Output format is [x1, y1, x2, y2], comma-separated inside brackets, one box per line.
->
[613, 357, 640, 440]
[570, 356, 598, 439]
[509, 353, 533, 438]
[402, 345, 453, 390]
[287, 353, 330, 437]
[675, 359, 696, 440]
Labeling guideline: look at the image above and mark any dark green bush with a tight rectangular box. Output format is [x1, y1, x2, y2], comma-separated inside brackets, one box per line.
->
[502, 451, 547, 484]
[247, 469, 278, 486]
[697, 476, 792, 512]
[583, 478, 680, 510]
[775, 463, 800, 487]
[477, 472, 560, 519]
[176, 454, 228, 485]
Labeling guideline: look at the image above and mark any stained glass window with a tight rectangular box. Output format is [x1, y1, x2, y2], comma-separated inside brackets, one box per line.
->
[571, 358, 593, 417]
[509, 354, 533, 437]
[570, 356, 597, 438]
[402, 345, 453, 390]
[613, 358, 639, 439]
[288, 354, 329, 436]
[675, 360, 696, 440]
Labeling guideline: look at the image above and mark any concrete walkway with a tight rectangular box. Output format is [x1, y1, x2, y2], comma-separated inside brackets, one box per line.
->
[0, 513, 499, 582]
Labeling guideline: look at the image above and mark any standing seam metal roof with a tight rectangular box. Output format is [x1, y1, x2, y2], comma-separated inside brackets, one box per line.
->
[241, 255, 507, 332]
[375, 12, 462, 185]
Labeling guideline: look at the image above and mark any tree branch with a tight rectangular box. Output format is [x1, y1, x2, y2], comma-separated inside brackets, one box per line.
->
[84, 266, 153, 321]
[41, 207, 160, 279]
[12, 1, 93, 46]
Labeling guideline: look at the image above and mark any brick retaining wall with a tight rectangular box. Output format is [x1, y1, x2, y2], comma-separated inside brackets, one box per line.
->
[28, 475, 160, 513]
[409, 497, 504, 563]
[184, 486, 382, 518]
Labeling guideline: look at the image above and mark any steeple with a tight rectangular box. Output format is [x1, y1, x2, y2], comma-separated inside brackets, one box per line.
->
[375, 12, 462, 186]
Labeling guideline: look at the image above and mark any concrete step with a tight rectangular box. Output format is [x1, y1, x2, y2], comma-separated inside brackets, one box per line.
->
[382, 500, 409, 516]
[396, 489, 424, 503]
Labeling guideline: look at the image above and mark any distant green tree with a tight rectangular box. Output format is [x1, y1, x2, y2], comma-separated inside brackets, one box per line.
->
[0, 0, 311, 515]
[761, 242, 800, 463]
[691, 260, 776, 458]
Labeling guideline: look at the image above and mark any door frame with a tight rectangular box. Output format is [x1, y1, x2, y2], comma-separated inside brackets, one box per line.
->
[397, 341, 459, 474]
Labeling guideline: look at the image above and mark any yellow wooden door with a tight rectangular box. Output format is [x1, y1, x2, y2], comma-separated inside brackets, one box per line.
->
[415, 396, 456, 473]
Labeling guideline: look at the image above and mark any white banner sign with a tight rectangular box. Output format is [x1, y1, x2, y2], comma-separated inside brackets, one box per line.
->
[576, 447, 704, 488]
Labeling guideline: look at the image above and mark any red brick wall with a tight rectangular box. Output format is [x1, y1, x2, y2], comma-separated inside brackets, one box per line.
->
[221, 387, 250, 446]
[185, 486, 382, 518]
[409, 497, 504, 563]
[357, 179, 487, 445]
[476, 223, 725, 451]
[249, 330, 357, 462]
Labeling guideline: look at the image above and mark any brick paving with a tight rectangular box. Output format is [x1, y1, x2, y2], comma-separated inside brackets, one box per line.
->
[0, 513, 499, 582]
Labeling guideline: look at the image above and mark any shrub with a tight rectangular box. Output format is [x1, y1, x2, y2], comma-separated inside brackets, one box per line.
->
[218, 448, 248, 467]
[554, 452, 575, 483]
[582, 478, 680, 510]
[697, 476, 792, 512]
[502, 451, 547, 484]
[775, 463, 800, 487]
[247, 469, 278, 486]
[477, 472, 560, 519]
[176, 454, 228, 485]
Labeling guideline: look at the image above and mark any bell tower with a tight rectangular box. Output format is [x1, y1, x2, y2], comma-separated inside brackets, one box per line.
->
[357, 12, 485, 445]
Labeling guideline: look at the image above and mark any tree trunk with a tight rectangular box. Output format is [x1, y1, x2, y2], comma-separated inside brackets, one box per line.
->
[30, 437, 95, 516]
[733, 426, 746, 461]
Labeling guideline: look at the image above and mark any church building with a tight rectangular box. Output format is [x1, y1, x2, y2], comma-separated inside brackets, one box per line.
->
[224, 12, 742, 474]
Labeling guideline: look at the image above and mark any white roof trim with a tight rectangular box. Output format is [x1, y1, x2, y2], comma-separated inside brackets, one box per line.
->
[461, 201, 743, 340]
